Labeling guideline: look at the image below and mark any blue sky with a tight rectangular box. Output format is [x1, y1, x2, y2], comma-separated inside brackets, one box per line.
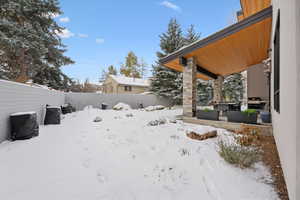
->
[57, 0, 241, 83]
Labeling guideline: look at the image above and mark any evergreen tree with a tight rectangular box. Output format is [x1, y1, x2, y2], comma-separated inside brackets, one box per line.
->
[0, 0, 74, 83]
[185, 25, 201, 45]
[32, 66, 73, 91]
[138, 58, 147, 78]
[151, 19, 204, 105]
[107, 65, 117, 75]
[120, 51, 141, 78]
[222, 73, 244, 102]
[99, 69, 107, 83]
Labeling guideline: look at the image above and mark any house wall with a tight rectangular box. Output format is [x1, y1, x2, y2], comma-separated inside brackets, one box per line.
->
[103, 76, 149, 94]
[116, 85, 148, 94]
[247, 63, 269, 100]
[103, 77, 118, 93]
[0, 80, 65, 143]
[65, 93, 170, 110]
[271, 0, 298, 199]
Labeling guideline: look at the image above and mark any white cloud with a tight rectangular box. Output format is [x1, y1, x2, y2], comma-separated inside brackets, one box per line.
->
[96, 38, 105, 44]
[160, 1, 181, 12]
[59, 17, 70, 23]
[78, 33, 89, 38]
[55, 29, 74, 38]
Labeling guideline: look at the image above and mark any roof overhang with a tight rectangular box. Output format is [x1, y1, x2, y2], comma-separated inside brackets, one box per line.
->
[160, 6, 273, 80]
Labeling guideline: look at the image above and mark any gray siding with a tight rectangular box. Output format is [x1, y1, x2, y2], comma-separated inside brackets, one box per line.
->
[0, 80, 65, 142]
[65, 93, 170, 110]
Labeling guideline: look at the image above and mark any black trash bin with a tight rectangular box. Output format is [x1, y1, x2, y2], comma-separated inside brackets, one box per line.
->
[10, 112, 39, 141]
[44, 106, 61, 125]
[101, 103, 108, 110]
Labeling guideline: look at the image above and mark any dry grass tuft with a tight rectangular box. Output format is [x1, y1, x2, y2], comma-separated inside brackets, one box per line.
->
[218, 140, 261, 168]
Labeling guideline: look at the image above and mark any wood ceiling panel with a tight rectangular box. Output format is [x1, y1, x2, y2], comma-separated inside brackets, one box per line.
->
[163, 17, 272, 79]
[241, 0, 271, 18]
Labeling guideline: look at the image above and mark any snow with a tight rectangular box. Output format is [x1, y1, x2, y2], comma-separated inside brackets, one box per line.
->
[113, 102, 131, 110]
[0, 108, 278, 200]
[145, 105, 165, 111]
[109, 75, 150, 87]
[10, 111, 36, 116]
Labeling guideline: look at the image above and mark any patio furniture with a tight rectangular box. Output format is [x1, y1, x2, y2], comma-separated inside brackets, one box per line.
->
[44, 106, 61, 125]
[10, 112, 39, 140]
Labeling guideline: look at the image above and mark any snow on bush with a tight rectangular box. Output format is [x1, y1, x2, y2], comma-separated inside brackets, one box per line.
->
[93, 116, 102, 122]
[84, 105, 93, 110]
[145, 105, 165, 111]
[113, 103, 131, 111]
[217, 139, 261, 168]
[147, 118, 167, 126]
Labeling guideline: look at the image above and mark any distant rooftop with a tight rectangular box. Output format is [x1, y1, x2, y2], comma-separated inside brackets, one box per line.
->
[109, 75, 150, 87]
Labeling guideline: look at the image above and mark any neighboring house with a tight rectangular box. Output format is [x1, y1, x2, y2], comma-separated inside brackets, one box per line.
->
[102, 75, 150, 94]
[160, 0, 299, 199]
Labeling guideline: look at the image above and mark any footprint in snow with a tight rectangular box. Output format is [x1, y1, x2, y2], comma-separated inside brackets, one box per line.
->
[82, 158, 91, 168]
[96, 171, 108, 184]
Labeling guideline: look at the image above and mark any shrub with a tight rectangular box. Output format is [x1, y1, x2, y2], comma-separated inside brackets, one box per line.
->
[235, 126, 261, 146]
[242, 109, 257, 116]
[217, 140, 260, 168]
[203, 108, 214, 112]
[147, 118, 167, 126]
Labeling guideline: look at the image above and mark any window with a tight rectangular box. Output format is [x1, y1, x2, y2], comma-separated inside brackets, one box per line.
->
[124, 86, 132, 91]
[274, 10, 280, 112]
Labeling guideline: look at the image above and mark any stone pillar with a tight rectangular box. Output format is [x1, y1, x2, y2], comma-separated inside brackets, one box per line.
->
[241, 71, 248, 110]
[183, 57, 197, 117]
[213, 76, 224, 103]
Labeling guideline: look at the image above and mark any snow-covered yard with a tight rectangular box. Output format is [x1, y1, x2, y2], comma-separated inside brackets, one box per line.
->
[0, 107, 278, 200]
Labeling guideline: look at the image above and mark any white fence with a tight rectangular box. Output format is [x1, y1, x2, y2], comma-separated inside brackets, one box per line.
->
[0, 79, 170, 142]
[0, 80, 65, 142]
[65, 93, 170, 110]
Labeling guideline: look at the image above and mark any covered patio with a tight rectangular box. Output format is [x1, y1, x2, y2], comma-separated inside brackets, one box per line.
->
[160, 6, 272, 130]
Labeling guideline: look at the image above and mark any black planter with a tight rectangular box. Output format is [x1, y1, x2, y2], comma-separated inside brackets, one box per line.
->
[227, 111, 258, 124]
[44, 106, 61, 125]
[197, 110, 219, 121]
[261, 111, 271, 123]
[10, 112, 39, 140]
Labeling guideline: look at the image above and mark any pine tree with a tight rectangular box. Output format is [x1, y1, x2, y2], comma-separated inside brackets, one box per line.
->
[120, 51, 141, 78]
[138, 58, 147, 78]
[107, 65, 117, 75]
[185, 25, 201, 45]
[0, 0, 74, 83]
[222, 73, 244, 102]
[151, 19, 204, 105]
[32, 66, 73, 91]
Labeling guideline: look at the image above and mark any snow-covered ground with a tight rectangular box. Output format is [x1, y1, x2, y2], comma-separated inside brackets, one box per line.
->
[0, 108, 278, 200]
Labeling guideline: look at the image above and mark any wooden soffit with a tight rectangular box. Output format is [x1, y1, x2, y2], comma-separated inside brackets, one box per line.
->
[239, 0, 271, 21]
[160, 6, 272, 80]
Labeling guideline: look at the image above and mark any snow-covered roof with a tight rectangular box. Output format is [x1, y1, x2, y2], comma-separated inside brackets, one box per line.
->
[109, 75, 150, 87]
